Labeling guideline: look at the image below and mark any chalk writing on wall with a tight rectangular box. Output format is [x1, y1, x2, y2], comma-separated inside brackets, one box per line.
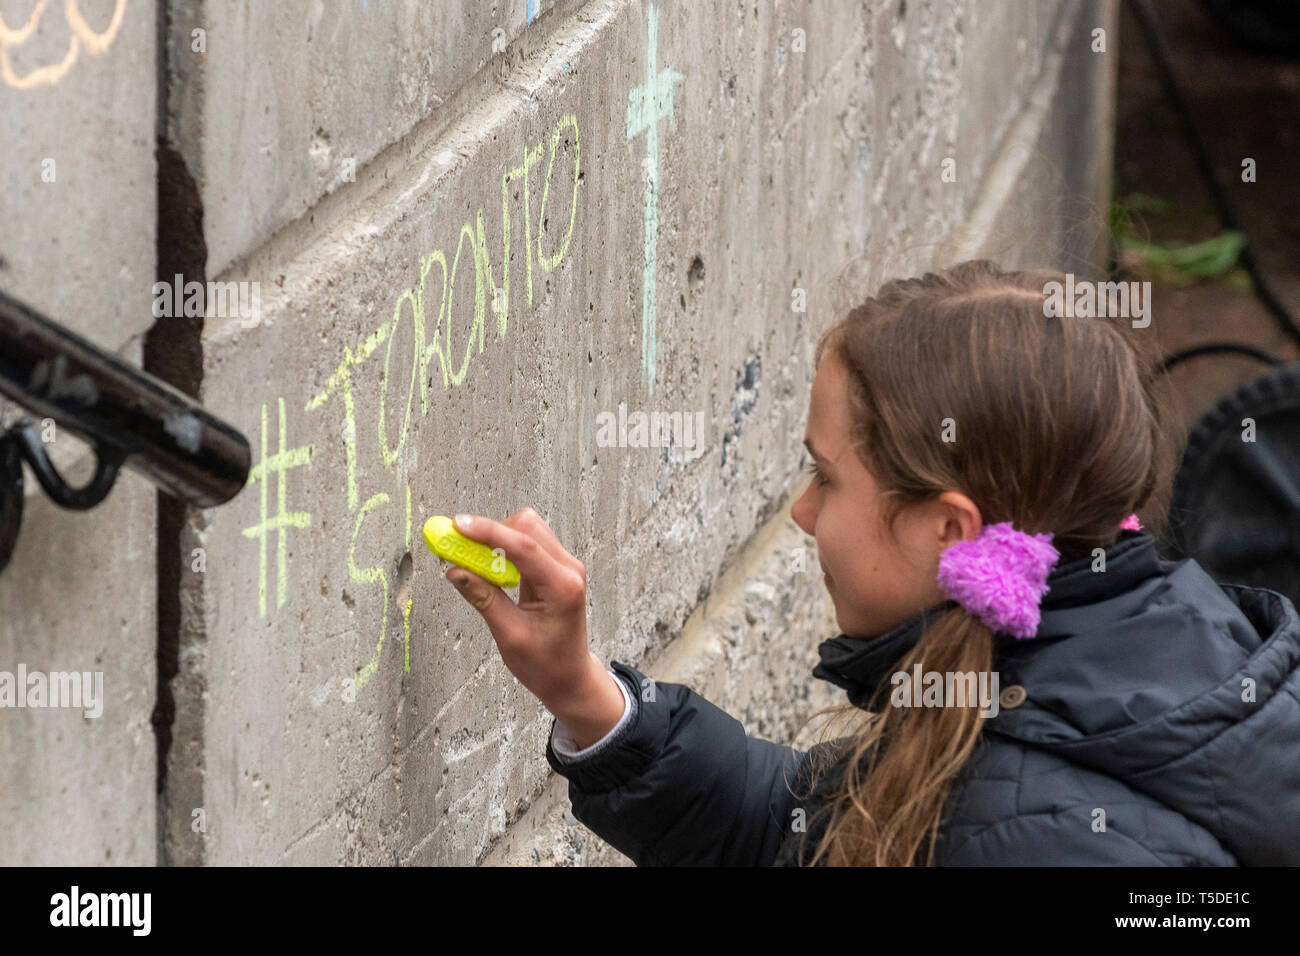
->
[242, 111, 581, 690]
[626, 2, 681, 397]
[0, 0, 128, 90]
[241, 399, 315, 619]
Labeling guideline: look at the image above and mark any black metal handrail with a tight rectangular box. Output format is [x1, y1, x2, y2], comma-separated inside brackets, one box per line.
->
[0, 289, 251, 572]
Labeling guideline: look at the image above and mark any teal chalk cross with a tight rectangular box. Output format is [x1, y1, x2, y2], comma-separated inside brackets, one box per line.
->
[626, 2, 682, 397]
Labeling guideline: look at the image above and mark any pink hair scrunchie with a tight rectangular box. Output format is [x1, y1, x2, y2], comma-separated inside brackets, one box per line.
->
[936, 523, 1060, 639]
[936, 516, 1139, 638]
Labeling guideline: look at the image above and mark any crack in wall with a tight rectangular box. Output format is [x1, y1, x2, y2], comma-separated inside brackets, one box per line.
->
[145, 0, 208, 864]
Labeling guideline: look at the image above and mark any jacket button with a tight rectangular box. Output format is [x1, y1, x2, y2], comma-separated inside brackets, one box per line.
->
[999, 684, 1027, 709]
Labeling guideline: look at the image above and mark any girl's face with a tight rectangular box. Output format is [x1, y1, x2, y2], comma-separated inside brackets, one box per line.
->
[791, 353, 975, 639]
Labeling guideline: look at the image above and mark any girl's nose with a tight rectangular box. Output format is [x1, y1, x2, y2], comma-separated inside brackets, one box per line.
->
[791, 485, 815, 537]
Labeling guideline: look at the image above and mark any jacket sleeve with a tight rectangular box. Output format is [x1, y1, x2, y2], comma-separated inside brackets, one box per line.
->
[543, 659, 808, 866]
[551, 668, 636, 761]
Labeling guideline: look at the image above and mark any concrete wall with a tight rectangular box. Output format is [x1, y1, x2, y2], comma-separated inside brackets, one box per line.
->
[0, 0, 157, 865]
[0, 0, 1118, 865]
[160, 0, 1118, 866]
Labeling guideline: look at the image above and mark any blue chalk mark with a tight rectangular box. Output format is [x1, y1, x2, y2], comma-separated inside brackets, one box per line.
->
[527, 0, 537, 27]
[626, 3, 682, 397]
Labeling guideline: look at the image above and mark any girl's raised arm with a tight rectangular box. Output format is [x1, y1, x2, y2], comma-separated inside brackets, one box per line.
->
[443, 507, 809, 865]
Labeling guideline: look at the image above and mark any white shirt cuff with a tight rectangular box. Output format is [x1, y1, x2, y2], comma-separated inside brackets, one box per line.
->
[551, 669, 634, 760]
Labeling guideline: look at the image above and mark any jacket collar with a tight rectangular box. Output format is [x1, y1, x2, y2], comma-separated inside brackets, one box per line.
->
[813, 530, 1162, 708]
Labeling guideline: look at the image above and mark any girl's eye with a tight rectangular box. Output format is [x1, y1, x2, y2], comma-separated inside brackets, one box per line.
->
[802, 461, 827, 485]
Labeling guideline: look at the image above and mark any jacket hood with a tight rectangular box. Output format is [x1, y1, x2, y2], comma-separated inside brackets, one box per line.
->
[812, 530, 1300, 865]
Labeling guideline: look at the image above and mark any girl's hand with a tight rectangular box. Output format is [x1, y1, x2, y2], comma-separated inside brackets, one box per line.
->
[442, 508, 624, 747]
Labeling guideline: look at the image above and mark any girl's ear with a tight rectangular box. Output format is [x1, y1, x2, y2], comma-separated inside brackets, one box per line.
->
[935, 491, 982, 547]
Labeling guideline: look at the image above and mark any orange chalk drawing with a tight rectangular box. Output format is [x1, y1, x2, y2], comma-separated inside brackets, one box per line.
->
[1, 0, 129, 90]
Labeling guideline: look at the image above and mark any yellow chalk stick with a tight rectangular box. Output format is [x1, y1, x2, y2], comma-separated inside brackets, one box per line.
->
[423, 515, 520, 588]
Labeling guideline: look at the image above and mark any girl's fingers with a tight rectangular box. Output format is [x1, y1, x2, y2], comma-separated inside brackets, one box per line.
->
[451, 513, 560, 591]
[495, 512, 540, 605]
[504, 508, 584, 577]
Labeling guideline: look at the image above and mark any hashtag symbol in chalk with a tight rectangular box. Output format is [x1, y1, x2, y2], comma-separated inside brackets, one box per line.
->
[242, 397, 315, 617]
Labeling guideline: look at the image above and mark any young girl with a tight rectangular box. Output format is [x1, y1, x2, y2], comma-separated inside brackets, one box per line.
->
[442, 258, 1300, 866]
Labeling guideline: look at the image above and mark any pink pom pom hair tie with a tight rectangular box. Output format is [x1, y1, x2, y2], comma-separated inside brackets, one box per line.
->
[936, 523, 1059, 639]
[936, 515, 1143, 638]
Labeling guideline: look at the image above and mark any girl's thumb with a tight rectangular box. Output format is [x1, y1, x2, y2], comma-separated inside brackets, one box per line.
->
[449, 569, 494, 614]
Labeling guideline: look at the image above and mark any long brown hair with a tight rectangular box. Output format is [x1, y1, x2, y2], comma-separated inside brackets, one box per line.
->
[790, 258, 1179, 866]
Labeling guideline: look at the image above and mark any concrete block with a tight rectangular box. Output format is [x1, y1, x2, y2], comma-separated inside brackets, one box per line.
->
[944, 0, 1120, 273]
[0, 0, 156, 350]
[168, 0, 569, 277]
[0, 0, 157, 865]
[0, 345, 157, 866]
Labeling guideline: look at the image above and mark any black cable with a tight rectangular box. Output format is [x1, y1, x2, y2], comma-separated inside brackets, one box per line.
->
[1155, 342, 1281, 375]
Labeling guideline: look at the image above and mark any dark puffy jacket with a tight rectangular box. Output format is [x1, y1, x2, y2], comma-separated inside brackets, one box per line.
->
[544, 531, 1300, 865]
